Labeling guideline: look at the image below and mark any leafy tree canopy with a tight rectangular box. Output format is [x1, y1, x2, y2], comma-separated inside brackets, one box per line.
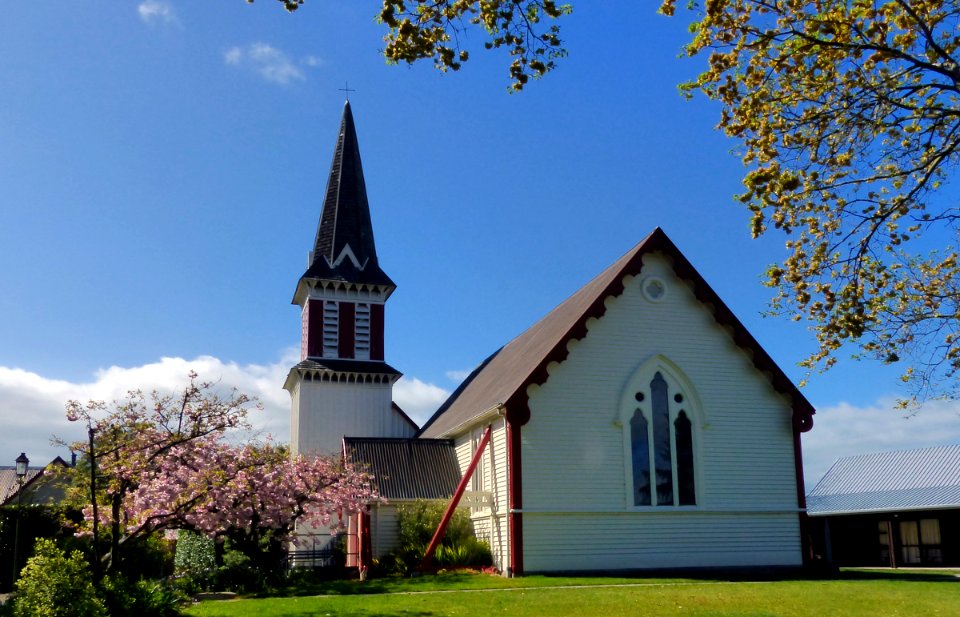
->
[257, 0, 571, 91]
[662, 0, 960, 402]
[257, 0, 960, 400]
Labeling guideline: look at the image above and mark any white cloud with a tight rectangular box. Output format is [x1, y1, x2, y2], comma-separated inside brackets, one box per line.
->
[393, 377, 450, 427]
[20, 354, 953, 496]
[445, 369, 472, 383]
[301, 55, 323, 68]
[802, 397, 960, 488]
[224, 43, 305, 85]
[0, 353, 298, 466]
[137, 1, 180, 27]
[224, 47, 243, 66]
[0, 353, 454, 466]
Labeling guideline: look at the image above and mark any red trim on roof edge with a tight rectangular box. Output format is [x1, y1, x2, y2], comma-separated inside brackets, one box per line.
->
[522, 277, 627, 398]
[507, 228, 815, 432]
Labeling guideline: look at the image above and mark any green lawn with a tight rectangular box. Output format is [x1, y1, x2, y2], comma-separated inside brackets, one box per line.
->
[184, 569, 959, 617]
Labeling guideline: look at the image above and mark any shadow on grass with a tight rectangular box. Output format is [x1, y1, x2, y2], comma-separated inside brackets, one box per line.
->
[254, 565, 958, 600]
[257, 572, 493, 598]
[229, 611, 439, 617]
[832, 568, 960, 583]
[534, 566, 960, 585]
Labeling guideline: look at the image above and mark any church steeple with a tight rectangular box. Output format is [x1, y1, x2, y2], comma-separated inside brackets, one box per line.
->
[297, 100, 394, 294]
[292, 101, 396, 364]
[286, 101, 414, 458]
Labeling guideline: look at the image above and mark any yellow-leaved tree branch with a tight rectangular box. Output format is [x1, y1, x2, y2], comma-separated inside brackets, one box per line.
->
[260, 1, 960, 402]
[256, 0, 571, 91]
[660, 0, 960, 404]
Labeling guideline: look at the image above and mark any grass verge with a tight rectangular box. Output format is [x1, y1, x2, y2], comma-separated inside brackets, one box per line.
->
[183, 568, 959, 617]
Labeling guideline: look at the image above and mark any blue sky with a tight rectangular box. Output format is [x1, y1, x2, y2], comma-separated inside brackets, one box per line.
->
[1, 1, 958, 484]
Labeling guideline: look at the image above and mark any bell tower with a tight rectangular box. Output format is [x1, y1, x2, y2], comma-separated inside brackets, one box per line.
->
[285, 101, 416, 456]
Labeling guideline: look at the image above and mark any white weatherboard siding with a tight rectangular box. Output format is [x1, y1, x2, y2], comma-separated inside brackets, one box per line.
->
[454, 421, 510, 572]
[371, 504, 400, 558]
[520, 253, 802, 572]
[290, 379, 414, 457]
[523, 513, 800, 570]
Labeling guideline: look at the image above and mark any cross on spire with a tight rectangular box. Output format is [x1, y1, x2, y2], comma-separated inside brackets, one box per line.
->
[338, 81, 356, 101]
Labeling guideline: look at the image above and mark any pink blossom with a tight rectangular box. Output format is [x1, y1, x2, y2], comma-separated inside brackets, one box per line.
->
[63, 373, 378, 562]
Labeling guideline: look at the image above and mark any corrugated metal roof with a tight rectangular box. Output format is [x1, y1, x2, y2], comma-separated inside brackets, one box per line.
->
[344, 438, 461, 501]
[0, 467, 42, 505]
[807, 444, 960, 515]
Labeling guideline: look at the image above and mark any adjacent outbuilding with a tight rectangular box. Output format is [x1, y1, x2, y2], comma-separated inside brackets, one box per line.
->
[807, 444, 960, 567]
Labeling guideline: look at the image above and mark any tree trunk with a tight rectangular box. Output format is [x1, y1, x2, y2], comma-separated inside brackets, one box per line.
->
[109, 493, 122, 572]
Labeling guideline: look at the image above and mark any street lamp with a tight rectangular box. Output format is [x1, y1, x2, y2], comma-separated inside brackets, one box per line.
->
[14, 454, 28, 479]
[11, 452, 29, 590]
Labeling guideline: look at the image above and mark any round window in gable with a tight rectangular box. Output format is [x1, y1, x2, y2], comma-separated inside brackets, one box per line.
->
[642, 277, 667, 303]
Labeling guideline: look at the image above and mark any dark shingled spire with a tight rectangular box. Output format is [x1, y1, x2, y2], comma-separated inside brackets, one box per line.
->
[300, 101, 394, 287]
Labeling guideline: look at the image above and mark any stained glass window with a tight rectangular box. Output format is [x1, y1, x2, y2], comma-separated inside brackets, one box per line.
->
[650, 372, 674, 506]
[675, 410, 695, 505]
[630, 408, 651, 506]
[627, 365, 697, 507]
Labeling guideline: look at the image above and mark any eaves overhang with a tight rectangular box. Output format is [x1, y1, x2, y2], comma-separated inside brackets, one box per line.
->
[284, 359, 402, 391]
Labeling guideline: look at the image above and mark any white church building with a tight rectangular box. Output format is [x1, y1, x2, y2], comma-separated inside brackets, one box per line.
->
[287, 101, 816, 576]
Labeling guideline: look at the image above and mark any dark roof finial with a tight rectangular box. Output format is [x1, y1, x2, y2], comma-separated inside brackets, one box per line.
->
[338, 81, 356, 102]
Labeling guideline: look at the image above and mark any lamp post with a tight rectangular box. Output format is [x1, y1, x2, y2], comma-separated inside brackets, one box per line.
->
[11, 452, 29, 590]
[87, 427, 100, 582]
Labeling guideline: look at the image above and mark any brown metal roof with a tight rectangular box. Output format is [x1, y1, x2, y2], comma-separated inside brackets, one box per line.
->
[344, 438, 460, 500]
[419, 227, 815, 438]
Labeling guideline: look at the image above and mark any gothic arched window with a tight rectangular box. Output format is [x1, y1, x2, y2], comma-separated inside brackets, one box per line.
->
[623, 362, 698, 507]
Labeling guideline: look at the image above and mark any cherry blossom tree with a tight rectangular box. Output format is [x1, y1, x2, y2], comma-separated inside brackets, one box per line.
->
[662, 0, 960, 402]
[63, 373, 376, 574]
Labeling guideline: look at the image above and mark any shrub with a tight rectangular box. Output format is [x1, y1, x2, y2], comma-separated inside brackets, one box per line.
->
[133, 579, 185, 617]
[173, 530, 216, 591]
[385, 500, 493, 574]
[100, 575, 185, 617]
[0, 505, 75, 593]
[12, 538, 106, 617]
[117, 533, 175, 581]
[213, 529, 288, 593]
[213, 546, 263, 593]
[396, 500, 474, 551]
[434, 537, 492, 568]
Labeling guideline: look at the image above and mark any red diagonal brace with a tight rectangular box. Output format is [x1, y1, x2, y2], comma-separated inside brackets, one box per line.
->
[420, 425, 492, 570]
